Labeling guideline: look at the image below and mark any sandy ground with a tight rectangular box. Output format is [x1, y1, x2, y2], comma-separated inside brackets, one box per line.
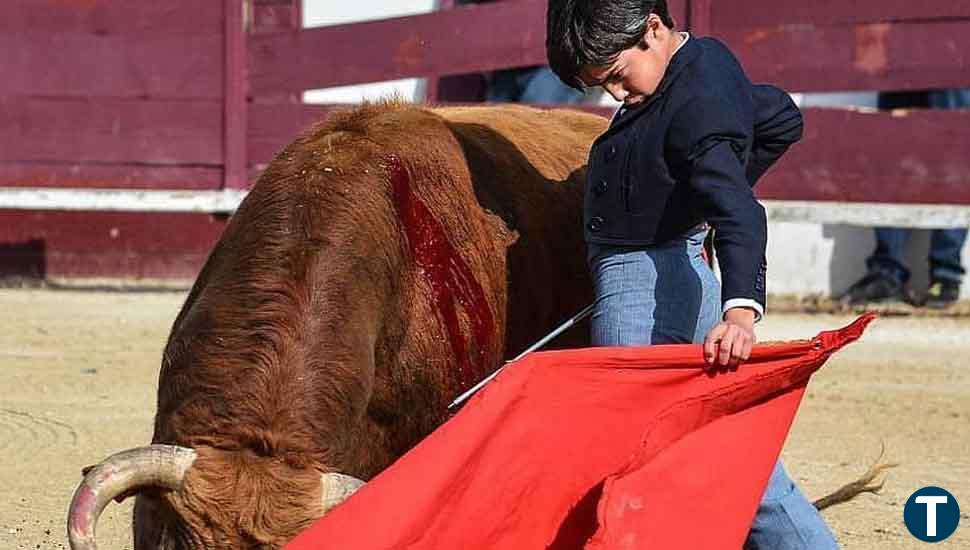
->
[1, 288, 968, 549]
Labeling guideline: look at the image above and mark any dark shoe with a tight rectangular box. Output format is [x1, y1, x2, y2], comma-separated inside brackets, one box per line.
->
[924, 279, 960, 309]
[839, 272, 906, 305]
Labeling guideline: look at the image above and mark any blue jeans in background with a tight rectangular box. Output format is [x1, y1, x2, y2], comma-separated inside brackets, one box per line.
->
[868, 89, 970, 286]
[867, 227, 968, 284]
[487, 66, 585, 104]
[928, 88, 970, 109]
[587, 229, 839, 550]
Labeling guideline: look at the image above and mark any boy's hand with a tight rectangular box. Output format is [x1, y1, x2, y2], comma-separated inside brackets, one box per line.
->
[703, 308, 757, 372]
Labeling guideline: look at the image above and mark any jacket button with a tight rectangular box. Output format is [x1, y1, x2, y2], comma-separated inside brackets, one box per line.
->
[587, 216, 605, 232]
[594, 180, 608, 196]
[606, 145, 617, 160]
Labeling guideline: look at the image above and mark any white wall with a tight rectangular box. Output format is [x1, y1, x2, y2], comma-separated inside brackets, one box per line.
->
[766, 222, 970, 299]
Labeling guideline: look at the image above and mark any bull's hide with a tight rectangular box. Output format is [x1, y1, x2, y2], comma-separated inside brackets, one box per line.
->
[284, 315, 875, 550]
[70, 102, 611, 550]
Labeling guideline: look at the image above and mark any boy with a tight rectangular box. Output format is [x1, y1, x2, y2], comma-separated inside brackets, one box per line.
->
[546, 1, 834, 548]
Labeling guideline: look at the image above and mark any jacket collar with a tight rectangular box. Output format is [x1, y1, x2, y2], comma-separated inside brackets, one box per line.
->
[601, 35, 703, 137]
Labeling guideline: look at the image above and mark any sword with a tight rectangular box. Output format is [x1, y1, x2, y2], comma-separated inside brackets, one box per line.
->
[447, 303, 596, 410]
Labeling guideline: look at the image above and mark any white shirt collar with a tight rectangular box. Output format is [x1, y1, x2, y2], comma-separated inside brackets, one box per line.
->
[673, 32, 690, 56]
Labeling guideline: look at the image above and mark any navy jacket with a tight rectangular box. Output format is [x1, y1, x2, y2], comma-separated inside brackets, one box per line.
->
[584, 36, 803, 310]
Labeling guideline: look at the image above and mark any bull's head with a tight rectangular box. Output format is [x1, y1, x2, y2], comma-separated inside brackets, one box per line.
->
[67, 445, 364, 549]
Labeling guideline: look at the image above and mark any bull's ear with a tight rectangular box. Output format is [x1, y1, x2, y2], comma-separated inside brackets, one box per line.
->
[483, 210, 519, 248]
[506, 228, 520, 246]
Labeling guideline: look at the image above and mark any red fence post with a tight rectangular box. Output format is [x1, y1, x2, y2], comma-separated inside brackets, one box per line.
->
[426, 0, 458, 103]
[429, 0, 488, 105]
[687, 0, 711, 36]
[224, 0, 249, 190]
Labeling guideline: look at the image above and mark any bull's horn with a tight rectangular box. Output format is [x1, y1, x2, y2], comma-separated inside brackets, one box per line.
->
[67, 445, 197, 550]
[320, 472, 366, 513]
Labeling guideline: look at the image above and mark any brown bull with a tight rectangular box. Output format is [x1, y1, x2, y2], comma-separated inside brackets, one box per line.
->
[67, 102, 890, 549]
[68, 103, 608, 549]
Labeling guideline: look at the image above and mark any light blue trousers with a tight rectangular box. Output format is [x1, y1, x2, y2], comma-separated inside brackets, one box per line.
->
[588, 229, 839, 550]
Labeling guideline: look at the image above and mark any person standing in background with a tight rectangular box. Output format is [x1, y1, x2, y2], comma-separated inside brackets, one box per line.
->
[455, 0, 586, 104]
[840, 89, 970, 308]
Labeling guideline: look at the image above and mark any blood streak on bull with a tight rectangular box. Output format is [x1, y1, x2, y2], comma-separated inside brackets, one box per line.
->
[385, 154, 495, 388]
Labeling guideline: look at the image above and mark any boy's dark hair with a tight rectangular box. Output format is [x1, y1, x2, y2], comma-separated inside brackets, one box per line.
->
[547, 0, 675, 90]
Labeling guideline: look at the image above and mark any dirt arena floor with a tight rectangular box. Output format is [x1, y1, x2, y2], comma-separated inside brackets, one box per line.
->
[1, 288, 968, 549]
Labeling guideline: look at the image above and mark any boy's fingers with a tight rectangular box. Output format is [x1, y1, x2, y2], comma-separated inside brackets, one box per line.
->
[727, 338, 743, 370]
[704, 324, 726, 363]
[717, 330, 735, 366]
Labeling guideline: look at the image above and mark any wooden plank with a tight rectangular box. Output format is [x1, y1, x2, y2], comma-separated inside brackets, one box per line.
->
[0, 0, 223, 33]
[758, 108, 970, 204]
[723, 20, 970, 92]
[709, 0, 970, 28]
[688, 0, 713, 35]
[0, 32, 223, 98]
[250, 0, 970, 95]
[249, 0, 549, 95]
[0, 211, 225, 279]
[0, 97, 223, 165]
[224, 0, 249, 189]
[252, 0, 301, 34]
[425, 0, 458, 102]
[669, 0, 689, 30]
[0, 164, 221, 190]
[247, 103, 343, 167]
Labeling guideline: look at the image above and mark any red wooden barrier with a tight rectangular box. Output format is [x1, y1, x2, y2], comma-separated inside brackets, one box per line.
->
[710, 0, 970, 28]
[0, 0, 228, 278]
[661, 1, 970, 92]
[0, 97, 223, 165]
[250, 0, 688, 95]
[0, 165, 222, 191]
[224, 0, 249, 190]
[758, 109, 970, 204]
[251, 0, 302, 34]
[0, 1, 225, 33]
[249, 1, 549, 95]
[2, 0, 969, 279]
[0, 1, 224, 99]
[0, 211, 225, 279]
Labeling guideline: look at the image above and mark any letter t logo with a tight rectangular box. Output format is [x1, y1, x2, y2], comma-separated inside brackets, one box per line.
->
[915, 496, 949, 537]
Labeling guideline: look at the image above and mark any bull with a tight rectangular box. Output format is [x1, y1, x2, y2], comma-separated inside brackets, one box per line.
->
[67, 102, 889, 549]
[68, 103, 606, 549]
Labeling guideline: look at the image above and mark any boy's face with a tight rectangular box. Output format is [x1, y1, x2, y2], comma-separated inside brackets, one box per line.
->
[580, 15, 680, 107]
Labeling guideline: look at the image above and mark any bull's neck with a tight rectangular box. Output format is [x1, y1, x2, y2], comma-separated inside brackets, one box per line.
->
[384, 154, 502, 391]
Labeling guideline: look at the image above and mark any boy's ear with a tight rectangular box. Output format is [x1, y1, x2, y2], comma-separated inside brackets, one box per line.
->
[644, 13, 665, 41]
[641, 15, 662, 47]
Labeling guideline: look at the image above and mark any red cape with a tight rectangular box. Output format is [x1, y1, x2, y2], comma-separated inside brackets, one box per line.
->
[286, 314, 873, 550]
